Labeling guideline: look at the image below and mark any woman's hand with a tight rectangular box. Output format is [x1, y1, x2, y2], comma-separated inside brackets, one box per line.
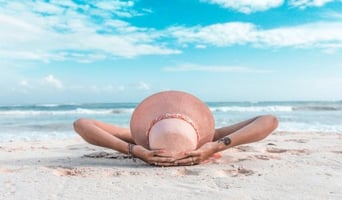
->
[133, 145, 176, 167]
[175, 142, 218, 166]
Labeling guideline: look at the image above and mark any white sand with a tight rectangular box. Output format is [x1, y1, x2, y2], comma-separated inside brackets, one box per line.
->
[0, 131, 341, 200]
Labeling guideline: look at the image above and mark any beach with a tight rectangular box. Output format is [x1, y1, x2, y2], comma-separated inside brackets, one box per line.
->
[1, 131, 341, 200]
[2, 0, 342, 199]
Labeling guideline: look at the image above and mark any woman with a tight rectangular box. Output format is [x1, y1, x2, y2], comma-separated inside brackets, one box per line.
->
[73, 91, 278, 166]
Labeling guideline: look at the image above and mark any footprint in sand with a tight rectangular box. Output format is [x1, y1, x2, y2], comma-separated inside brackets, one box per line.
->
[266, 147, 288, 153]
[82, 151, 129, 159]
[68, 145, 96, 151]
[47, 166, 89, 177]
[173, 168, 200, 176]
[288, 149, 310, 155]
[219, 166, 255, 177]
[112, 171, 143, 176]
[53, 167, 81, 177]
[253, 154, 281, 160]
[237, 166, 255, 176]
[237, 157, 249, 162]
[266, 147, 310, 155]
[48, 166, 143, 178]
[255, 155, 270, 160]
[253, 155, 271, 160]
[285, 139, 308, 143]
[234, 145, 256, 152]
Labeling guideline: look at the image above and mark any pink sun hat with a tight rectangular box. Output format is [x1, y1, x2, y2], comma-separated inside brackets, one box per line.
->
[130, 91, 215, 158]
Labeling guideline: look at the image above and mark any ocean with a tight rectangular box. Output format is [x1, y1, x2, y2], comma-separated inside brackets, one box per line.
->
[1, 101, 342, 141]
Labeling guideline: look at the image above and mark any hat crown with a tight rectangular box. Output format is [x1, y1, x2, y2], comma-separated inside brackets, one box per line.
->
[130, 90, 215, 150]
[148, 118, 197, 159]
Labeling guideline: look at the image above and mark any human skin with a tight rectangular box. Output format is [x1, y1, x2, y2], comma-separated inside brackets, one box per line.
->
[73, 115, 278, 166]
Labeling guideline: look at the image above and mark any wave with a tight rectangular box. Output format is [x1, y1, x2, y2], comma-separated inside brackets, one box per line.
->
[292, 106, 342, 111]
[0, 103, 79, 109]
[1, 104, 341, 116]
[211, 105, 342, 112]
[33, 104, 58, 107]
[210, 106, 293, 112]
[0, 108, 134, 116]
[277, 122, 342, 133]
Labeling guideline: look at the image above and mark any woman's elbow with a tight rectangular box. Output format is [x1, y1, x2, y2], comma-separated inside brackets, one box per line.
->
[257, 115, 279, 140]
[73, 118, 91, 133]
[262, 114, 279, 132]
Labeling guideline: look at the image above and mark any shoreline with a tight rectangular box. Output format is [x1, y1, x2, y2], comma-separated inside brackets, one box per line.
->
[1, 131, 341, 200]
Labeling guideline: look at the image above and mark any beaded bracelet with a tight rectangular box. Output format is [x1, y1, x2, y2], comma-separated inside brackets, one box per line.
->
[128, 143, 136, 162]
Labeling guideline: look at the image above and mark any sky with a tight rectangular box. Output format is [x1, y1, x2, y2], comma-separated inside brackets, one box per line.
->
[1, 0, 342, 104]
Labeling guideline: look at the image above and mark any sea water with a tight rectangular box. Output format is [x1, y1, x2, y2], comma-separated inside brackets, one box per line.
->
[0, 101, 342, 141]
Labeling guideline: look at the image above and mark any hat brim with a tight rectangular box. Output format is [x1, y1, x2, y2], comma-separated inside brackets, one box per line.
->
[130, 91, 215, 149]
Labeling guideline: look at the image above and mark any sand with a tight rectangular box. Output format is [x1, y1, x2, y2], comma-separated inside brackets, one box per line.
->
[0, 131, 341, 200]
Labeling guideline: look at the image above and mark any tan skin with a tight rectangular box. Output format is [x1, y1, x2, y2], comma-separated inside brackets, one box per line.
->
[73, 115, 278, 166]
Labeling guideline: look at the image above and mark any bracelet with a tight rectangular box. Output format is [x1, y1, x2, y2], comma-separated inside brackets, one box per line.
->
[128, 143, 136, 162]
[127, 143, 131, 158]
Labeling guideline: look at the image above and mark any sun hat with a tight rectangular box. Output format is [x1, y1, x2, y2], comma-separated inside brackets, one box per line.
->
[130, 90, 215, 158]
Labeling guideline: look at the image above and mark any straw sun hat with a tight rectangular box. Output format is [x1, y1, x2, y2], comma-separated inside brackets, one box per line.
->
[130, 91, 215, 158]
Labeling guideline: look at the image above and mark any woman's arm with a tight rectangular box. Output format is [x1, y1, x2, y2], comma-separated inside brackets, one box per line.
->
[213, 116, 259, 141]
[73, 118, 132, 154]
[73, 118, 175, 166]
[175, 115, 279, 165]
[214, 115, 278, 150]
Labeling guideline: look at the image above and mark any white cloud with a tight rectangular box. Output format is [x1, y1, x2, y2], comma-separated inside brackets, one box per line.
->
[0, 50, 54, 63]
[33, 1, 65, 15]
[169, 21, 342, 51]
[163, 64, 271, 73]
[94, 1, 134, 10]
[323, 10, 342, 19]
[137, 82, 150, 90]
[169, 22, 256, 46]
[259, 22, 342, 48]
[321, 43, 342, 54]
[50, 0, 79, 9]
[201, 0, 284, 14]
[17, 80, 34, 94]
[93, 0, 136, 18]
[43, 75, 63, 89]
[0, 0, 180, 63]
[1, 0, 341, 65]
[195, 44, 207, 49]
[19, 80, 29, 87]
[288, 0, 338, 8]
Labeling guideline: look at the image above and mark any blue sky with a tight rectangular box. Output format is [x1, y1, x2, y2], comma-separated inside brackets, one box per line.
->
[1, 0, 342, 104]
